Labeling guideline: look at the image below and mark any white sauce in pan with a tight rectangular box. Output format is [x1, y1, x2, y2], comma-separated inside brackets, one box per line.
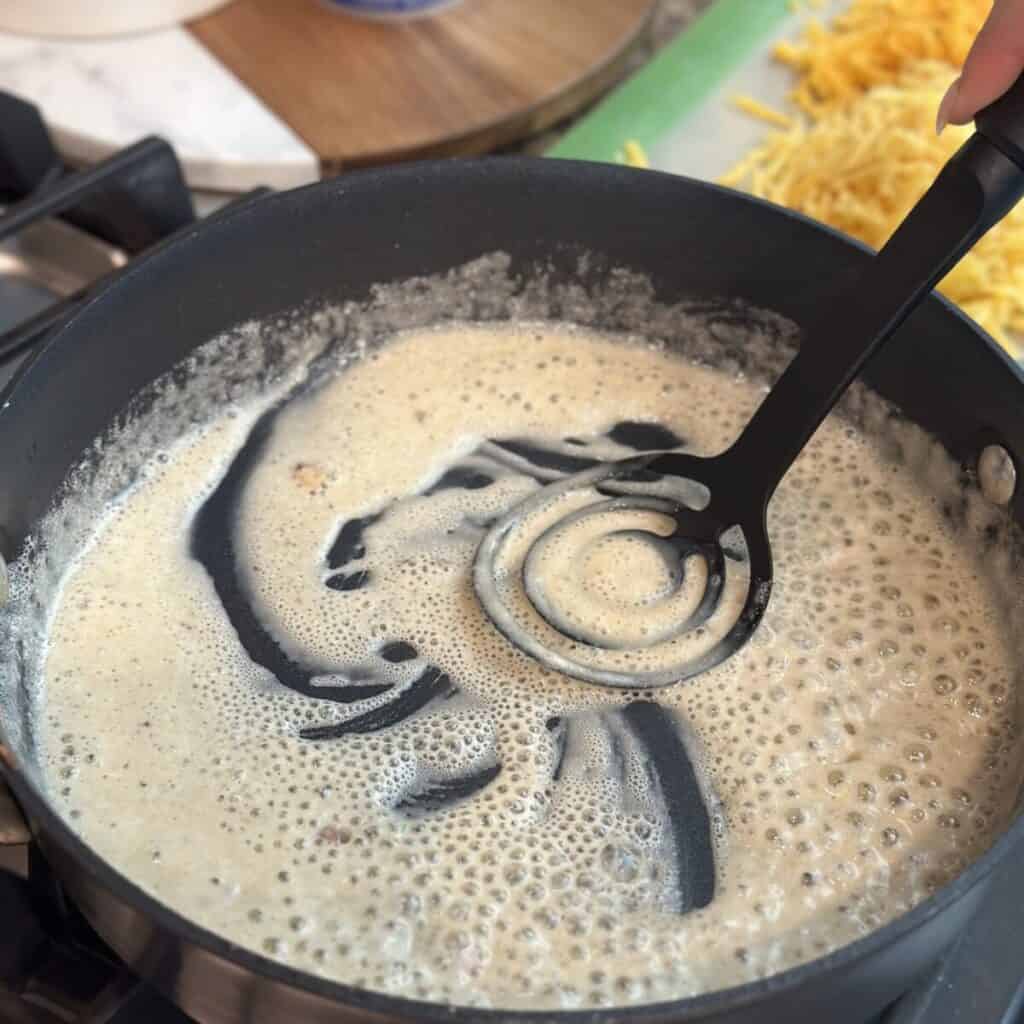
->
[31, 322, 1024, 1009]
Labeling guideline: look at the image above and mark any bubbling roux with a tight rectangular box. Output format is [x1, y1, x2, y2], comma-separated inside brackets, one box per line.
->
[29, 321, 1024, 1010]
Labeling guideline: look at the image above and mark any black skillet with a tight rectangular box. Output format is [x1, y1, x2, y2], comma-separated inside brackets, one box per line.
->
[2, 81, 1024, 1024]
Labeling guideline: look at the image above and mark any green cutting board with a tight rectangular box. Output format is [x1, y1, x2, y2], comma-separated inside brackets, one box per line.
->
[549, 0, 848, 182]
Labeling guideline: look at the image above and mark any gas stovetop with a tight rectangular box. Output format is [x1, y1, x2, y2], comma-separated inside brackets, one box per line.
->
[1, 87, 1024, 1024]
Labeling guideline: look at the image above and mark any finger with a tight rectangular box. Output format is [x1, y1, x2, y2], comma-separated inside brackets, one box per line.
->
[938, 0, 1024, 132]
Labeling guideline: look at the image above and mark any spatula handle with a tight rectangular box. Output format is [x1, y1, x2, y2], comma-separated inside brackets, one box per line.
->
[720, 79, 1024, 512]
[977, 72, 1024, 167]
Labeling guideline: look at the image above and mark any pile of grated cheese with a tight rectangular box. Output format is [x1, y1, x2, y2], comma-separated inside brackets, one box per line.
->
[774, 0, 989, 118]
[618, 139, 649, 168]
[722, 0, 1024, 355]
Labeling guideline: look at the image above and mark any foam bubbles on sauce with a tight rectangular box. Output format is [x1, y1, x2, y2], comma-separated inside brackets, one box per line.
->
[30, 321, 1024, 1010]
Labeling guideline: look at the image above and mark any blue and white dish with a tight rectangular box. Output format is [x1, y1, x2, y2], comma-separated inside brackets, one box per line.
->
[320, 0, 463, 20]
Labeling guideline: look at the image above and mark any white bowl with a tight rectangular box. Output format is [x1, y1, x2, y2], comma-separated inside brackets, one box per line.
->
[0, 1, 232, 38]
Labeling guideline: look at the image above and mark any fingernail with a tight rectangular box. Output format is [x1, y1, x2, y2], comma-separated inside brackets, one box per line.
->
[937, 77, 961, 135]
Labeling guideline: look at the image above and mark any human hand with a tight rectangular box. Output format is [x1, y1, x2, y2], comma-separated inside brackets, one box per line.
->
[938, 0, 1024, 133]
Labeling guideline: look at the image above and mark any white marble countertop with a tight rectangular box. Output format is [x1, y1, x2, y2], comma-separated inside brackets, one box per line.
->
[0, 24, 319, 192]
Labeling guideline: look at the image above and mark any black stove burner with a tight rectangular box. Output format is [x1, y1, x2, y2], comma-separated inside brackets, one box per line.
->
[0, 848, 196, 1024]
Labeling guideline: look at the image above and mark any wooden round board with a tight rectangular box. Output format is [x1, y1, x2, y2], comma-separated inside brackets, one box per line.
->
[189, 0, 658, 174]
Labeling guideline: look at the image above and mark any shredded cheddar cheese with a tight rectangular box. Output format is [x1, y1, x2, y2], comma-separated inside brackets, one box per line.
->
[621, 140, 650, 168]
[722, 0, 1024, 354]
[775, 0, 988, 118]
[732, 95, 795, 129]
[788, 0, 826, 13]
